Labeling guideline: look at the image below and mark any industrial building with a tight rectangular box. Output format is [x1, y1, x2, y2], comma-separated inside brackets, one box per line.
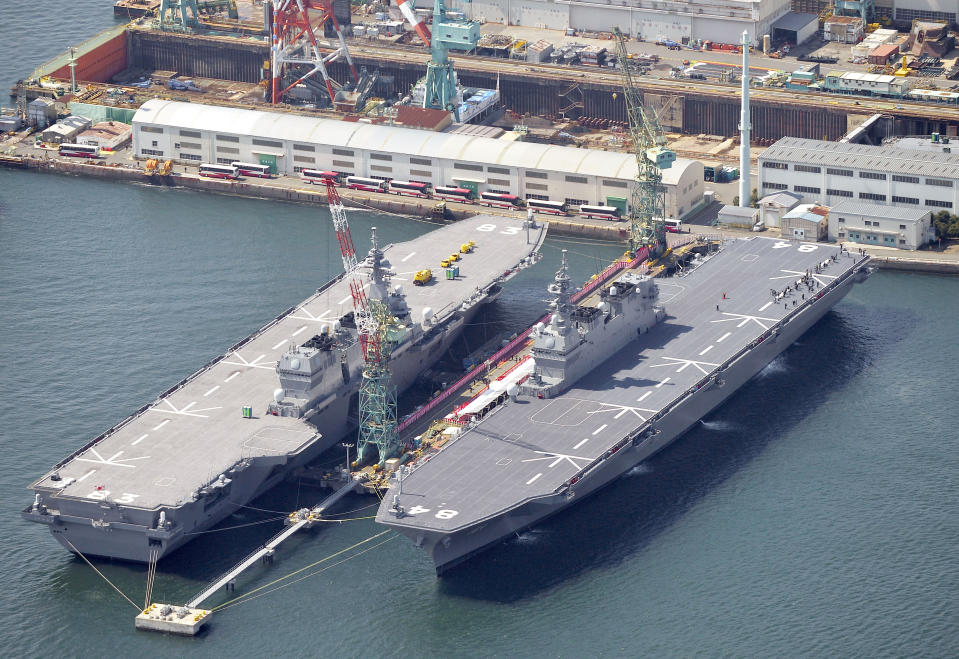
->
[439, 0, 795, 43]
[132, 99, 704, 219]
[759, 137, 959, 214]
[780, 203, 828, 241]
[40, 115, 92, 144]
[77, 121, 133, 150]
[758, 190, 802, 228]
[829, 201, 935, 250]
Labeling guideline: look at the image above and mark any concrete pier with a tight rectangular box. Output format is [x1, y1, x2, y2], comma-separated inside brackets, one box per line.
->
[135, 604, 211, 636]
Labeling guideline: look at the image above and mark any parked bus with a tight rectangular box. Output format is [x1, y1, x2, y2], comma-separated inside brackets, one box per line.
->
[479, 192, 524, 209]
[664, 218, 684, 233]
[526, 198, 568, 215]
[579, 205, 622, 221]
[433, 186, 474, 202]
[345, 176, 388, 192]
[231, 162, 273, 178]
[58, 143, 100, 159]
[300, 169, 343, 185]
[198, 163, 239, 180]
[388, 180, 431, 197]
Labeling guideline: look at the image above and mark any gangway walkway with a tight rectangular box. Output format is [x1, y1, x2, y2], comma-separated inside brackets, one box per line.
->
[185, 478, 360, 609]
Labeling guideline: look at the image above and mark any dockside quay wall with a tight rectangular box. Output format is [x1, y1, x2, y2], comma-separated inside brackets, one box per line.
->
[9, 156, 628, 241]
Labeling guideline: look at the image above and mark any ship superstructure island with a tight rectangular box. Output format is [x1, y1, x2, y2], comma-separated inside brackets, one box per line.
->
[377, 238, 872, 573]
[23, 215, 547, 562]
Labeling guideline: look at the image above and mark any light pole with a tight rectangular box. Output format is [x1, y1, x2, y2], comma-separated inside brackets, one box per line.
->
[341, 442, 355, 474]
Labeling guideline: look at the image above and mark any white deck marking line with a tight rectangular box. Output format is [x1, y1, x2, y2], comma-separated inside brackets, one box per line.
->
[132, 434, 149, 446]
[614, 409, 628, 419]
[656, 377, 671, 388]
[223, 352, 277, 371]
[526, 473, 543, 485]
[77, 469, 96, 483]
[759, 301, 773, 312]
[573, 438, 590, 449]
[271, 340, 287, 350]
[338, 295, 352, 305]
[401, 252, 416, 262]
[717, 332, 732, 343]
[204, 385, 220, 397]
[292, 325, 307, 337]
[76, 447, 150, 469]
[291, 307, 331, 322]
[152, 419, 170, 431]
[592, 424, 608, 436]
[711, 312, 776, 331]
[637, 391, 652, 402]
[650, 357, 719, 375]
[225, 372, 240, 382]
[699, 345, 714, 356]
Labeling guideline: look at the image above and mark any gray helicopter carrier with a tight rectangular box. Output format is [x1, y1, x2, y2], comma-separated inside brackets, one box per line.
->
[23, 214, 547, 562]
[377, 237, 872, 573]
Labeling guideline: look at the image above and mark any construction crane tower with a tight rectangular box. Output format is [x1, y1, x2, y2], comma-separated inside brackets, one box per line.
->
[269, 0, 358, 104]
[325, 180, 401, 467]
[393, 0, 480, 120]
[613, 27, 676, 257]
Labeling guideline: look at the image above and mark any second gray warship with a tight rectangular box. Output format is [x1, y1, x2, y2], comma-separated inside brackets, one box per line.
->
[378, 238, 872, 572]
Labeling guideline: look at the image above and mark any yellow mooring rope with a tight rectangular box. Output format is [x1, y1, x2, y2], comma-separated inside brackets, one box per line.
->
[64, 537, 141, 611]
[211, 530, 395, 613]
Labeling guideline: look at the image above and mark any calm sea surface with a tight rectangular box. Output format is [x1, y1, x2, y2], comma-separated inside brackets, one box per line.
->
[2, 6, 957, 656]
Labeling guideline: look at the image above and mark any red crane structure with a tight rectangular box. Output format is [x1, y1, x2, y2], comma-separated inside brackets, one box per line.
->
[326, 179, 400, 465]
[269, 0, 358, 104]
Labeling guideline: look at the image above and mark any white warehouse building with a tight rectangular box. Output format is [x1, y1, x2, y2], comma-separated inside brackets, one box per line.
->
[132, 99, 704, 220]
[436, 0, 793, 44]
[759, 137, 959, 214]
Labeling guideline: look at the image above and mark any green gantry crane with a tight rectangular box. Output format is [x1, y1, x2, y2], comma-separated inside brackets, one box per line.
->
[613, 27, 676, 257]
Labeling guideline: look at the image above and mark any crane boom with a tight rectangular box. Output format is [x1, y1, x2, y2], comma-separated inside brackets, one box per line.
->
[325, 180, 399, 466]
[613, 27, 676, 256]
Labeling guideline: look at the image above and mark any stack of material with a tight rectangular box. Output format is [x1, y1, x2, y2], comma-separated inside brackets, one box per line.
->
[868, 43, 899, 65]
[907, 21, 954, 58]
[579, 45, 607, 67]
[823, 15, 863, 44]
[526, 39, 553, 64]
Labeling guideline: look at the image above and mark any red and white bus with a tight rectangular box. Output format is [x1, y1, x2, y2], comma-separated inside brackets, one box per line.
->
[199, 163, 239, 180]
[479, 191, 524, 209]
[664, 218, 684, 233]
[345, 176, 388, 192]
[300, 169, 343, 185]
[526, 198, 568, 215]
[231, 162, 273, 178]
[579, 205, 622, 221]
[388, 180, 431, 197]
[433, 186, 474, 202]
[59, 143, 100, 158]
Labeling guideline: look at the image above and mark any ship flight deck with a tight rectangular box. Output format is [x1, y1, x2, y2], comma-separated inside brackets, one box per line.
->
[379, 237, 870, 545]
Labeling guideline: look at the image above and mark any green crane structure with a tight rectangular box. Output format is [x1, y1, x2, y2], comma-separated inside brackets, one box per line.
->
[326, 180, 402, 466]
[613, 27, 676, 257]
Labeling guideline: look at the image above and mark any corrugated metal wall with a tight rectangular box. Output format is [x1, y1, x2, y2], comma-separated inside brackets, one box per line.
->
[130, 31, 265, 82]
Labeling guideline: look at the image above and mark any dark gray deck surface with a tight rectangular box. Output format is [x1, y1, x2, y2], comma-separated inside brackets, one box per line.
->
[33, 215, 546, 509]
[379, 237, 865, 533]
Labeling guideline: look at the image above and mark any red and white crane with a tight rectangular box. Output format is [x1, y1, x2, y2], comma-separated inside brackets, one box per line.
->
[326, 179, 380, 361]
[270, 0, 358, 104]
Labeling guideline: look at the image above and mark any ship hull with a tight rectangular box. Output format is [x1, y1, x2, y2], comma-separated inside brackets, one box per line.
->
[397, 266, 866, 574]
[26, 298, 487, 563]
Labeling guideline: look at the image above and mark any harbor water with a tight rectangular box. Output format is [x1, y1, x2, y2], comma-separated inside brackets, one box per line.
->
[2, 5, 958, 656]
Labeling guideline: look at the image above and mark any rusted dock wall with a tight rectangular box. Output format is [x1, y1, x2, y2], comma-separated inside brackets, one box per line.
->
[129, 30, 266, 83]
[123, 33, 864, 142]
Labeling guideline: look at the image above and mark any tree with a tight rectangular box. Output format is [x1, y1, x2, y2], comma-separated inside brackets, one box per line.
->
[750, 188, 759, 208]
[732, 195, 740, 206]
